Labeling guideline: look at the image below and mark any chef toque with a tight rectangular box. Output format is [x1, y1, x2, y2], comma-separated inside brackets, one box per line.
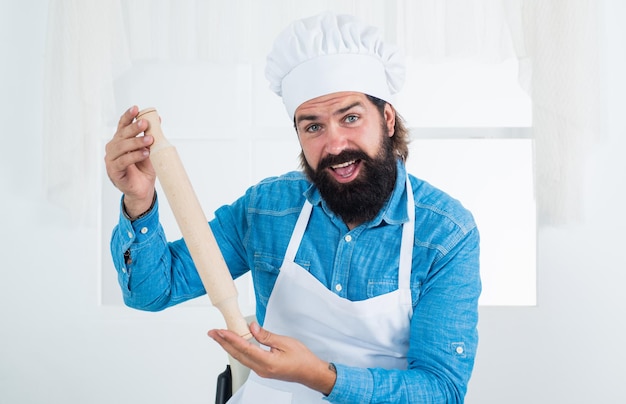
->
[265, 11, 406, 119]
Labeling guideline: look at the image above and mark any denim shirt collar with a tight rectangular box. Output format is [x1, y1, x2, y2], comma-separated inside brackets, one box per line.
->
[304, 159, 409, 229]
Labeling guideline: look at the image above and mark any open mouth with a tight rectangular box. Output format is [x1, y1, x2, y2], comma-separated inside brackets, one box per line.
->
[329, 159, 361, 181]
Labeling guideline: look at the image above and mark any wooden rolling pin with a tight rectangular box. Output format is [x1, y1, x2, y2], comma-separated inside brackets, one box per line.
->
[137, 108, 251, 339]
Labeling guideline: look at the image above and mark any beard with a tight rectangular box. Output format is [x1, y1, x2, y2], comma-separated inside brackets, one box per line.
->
[302, 131, 398, 225]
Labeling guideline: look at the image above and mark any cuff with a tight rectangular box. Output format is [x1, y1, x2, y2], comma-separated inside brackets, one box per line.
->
[324, 363, 373, 403]
[122, 191, 157, 221]
[118, 193, 161, 250]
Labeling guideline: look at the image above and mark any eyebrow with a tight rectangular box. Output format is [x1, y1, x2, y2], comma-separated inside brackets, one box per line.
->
[295, 101, 364, 126]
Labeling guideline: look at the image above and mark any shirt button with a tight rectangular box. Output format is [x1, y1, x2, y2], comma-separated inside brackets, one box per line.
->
[140, 227, 148, 234]
[121, 267, 127, 274]
[456, 346, 464, 354]
[335, 284, 343, 292]
[127, 231, 133, 238]
[344, 235, 352, 242]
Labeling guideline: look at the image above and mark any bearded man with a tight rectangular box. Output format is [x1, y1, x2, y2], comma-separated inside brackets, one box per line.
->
[104, 12, 481, 404]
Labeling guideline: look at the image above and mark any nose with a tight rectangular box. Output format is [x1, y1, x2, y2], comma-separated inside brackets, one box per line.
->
[324, 124, 349, 156]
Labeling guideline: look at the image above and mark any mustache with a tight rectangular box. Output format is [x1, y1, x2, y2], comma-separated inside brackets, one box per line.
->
[317, 149, 371, 171]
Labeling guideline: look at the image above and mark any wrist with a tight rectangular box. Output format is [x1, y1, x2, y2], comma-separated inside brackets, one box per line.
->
[322, 362, 337, 396]
[305, 360, 336, 397]
[123, 190, 156, 221]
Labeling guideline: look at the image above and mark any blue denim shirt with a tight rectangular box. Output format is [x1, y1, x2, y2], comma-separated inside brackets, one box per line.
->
[111, 161, 480, 403]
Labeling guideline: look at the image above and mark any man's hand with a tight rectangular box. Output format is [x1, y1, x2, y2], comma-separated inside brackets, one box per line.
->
[208, 322, 337, 396]
[104, 106, 156, 217]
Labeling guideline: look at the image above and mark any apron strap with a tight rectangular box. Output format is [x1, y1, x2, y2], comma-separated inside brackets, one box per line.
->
[283, 200, 313, 263]
[398, 176, 415, 290]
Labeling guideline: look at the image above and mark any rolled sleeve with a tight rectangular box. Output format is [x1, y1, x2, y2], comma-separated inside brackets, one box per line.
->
[110, 194, 205, 311]
[110, 195, 164, 299]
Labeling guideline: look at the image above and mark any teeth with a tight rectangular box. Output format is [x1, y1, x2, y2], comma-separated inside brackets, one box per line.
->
[331, 160, 356, 169]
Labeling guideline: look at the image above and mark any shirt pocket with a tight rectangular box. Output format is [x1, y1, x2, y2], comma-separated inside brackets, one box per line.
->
[252, 254, 282, 309]
[367, 277, 422, 306]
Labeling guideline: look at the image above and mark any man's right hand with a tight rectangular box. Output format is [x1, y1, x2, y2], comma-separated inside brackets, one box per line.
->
[104, 105, 156, 218]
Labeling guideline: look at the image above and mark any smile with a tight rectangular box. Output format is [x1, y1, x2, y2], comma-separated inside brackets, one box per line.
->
[329, 159, 361, 180]
[331, 160, 356, 170]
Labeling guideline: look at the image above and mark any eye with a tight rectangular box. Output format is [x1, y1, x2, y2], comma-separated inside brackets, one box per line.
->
[306, 123, 322, 133]
[344, 114, 359, 123]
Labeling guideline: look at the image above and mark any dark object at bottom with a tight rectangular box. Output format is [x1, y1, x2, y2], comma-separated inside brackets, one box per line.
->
[215, 365, 232, 404]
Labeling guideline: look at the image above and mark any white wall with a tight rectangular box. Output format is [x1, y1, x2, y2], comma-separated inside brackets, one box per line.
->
[1, 1, 624, 403]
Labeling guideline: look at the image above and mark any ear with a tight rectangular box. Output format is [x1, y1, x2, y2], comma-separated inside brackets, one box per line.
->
[383, 103, 396, 137]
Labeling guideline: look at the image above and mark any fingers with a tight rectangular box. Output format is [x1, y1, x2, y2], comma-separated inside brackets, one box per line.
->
[107, 147, 149, 176]
[117, 105, 138, 132]
[208, 328, 265, 368]
[106, 131, 152, 162]
[105, 137, 153, 182]
[106, 107, 153, 168]
[104, 106, 157, 195]
[117, 115, 148, 142]
[208, 324, 291, 370]
[209, 329, 261, 352]
[115, 106, 153, 144]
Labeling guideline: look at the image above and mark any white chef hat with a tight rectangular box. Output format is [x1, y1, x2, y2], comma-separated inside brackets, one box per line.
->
[265, 11, 405, 118]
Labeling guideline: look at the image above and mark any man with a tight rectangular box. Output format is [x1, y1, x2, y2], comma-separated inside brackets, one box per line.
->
[105, 12, 480, 403]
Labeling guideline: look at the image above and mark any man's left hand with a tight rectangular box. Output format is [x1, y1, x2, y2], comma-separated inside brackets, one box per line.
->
[208, 322, 336, 395]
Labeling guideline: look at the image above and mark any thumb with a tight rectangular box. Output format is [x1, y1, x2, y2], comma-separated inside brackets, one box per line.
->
[250, 321, 274, 346]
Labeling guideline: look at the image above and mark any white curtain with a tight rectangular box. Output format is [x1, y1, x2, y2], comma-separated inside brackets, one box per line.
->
[43, 0, 606, 225]
[518, 0, 606, 225]
[43, 1, 130, 224]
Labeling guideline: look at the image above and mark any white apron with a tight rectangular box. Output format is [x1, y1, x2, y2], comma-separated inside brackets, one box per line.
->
[228, 179, 415, 403]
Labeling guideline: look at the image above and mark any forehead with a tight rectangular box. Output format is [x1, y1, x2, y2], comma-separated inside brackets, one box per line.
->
[294, 91, 370, 118]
